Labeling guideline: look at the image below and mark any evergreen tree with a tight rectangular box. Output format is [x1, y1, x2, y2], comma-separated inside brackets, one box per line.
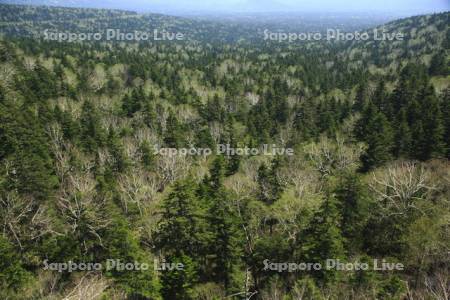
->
[248, 101, 272, 144]
[372, 80, 392, 118]
[393, 108, 412, 158]
[201, 156, 243, 289]
[0, 236, 30, 298]
[164, 111, 185, 148]
[80, 101, 106, 152]
[257, 160, 283, 205]
[107, 128, 129, 173]
[334, 172, 371, 253]
[122, 87, 144, 117]
[0, 103, 57, 200]
[441, 89, 450, 157]
[358, 104, 394, 171]
[429, 51, 447, 76]
[226, 129, 241, 176]
[353, 82, 368, 112]
[293, 101, 318, 141]
[139, 140, 155, 170]
[0, 84, 5, 103]
[300, 194, 346, 283]
[156, 179, 209, 259]
[143, 96, 158, 130]
[415, 86, 445, 160]
[160, 254, 197, 300]
[102, 216, 161, 299]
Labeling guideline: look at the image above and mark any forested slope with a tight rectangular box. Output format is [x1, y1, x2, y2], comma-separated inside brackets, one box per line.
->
[0, 4, 449, 299]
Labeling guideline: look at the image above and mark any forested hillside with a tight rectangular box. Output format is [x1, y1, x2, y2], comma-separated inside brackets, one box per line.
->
[0, 4, 449, 299]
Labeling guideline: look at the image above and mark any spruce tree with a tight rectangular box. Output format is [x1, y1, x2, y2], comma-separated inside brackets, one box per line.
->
[202, 156, 242, 289]
[156, 179, 209, 259]
[0, 84, 5, 103]
[80, 101, 106, 152]
[393, 108, 412, 158]
[441, 89, 450, 158]
[160, 254, 197, 300]
[301, 194, 346, 283]
[353, 82, 368, 112]
[334, 172, 371, 253]
[0, 236, 30, 298]
[164, 111, 185, 148]
[358, 104, 394, 171]
[0, 103, 56, 200]
[429, 51, 447, 76]
[107, 128, 129, 173]
[417, 86, 445, 159]
[257, 160, 283, 205]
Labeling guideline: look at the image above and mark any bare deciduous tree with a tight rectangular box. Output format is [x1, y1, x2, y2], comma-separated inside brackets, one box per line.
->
[58, 172, 110, 252]
[88, 68, 106, 92]
[47, 123, 72, 180]
[306, 134, 364, 177]
[369, 161, 434, 217]
[63, 273, 109, 300]
[118, 170, 159, 215]
[0, 192, 33, 249]
[155, 154, 190, 191]
[0, 63, 15, 89]
[424, 269, 449, 300]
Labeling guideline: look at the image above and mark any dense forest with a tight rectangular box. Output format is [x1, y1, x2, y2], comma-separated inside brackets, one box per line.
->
[0, 3, 449, 299]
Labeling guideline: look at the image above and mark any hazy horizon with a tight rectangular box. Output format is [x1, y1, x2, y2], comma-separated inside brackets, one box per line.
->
[0, 0, 448, 15]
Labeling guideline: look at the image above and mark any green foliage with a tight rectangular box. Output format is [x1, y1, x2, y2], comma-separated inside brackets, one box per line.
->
[0, 6, 448, 299]
[139, 140, 155, 170]
[257, 159, 284, 205]
[80, 100, 106, 152]
[202, 157, 243, 288]
[300, 194, 346, 284]
[107, 128, 129, 173]
[160, 254, 197, 300]
[358, 103, 394, 171]
[122, 87, 145, 117]
[103, 217, 161, 299]
[334, 172, 371, 253]
[164, 110, 186, 148]
[376, 276, 407, 300]
[0, 236, 31, 298]
[0, 102, 57, 200]
[156, 179, 210, 258]
[429, 51, 448, 76]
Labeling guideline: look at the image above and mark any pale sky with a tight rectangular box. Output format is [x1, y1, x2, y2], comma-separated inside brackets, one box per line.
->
[133, 0, 449, 13]
[4, 0, 448, 14]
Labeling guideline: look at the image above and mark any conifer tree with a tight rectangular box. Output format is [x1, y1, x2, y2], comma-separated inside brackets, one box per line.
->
[0, 103, 56, 200]
[416, 86, 445, 159]
[160, 254, 197, 300]
[429, 51, 447, 76]
[0, 236, 30, 298]
[353, 82, 368, 112]
[139, 140, 155, 170]
[257, 160, 283, 205]
[301, 194, 346, 283]
[358, 104, 394, 171]
[164, 111, 185, 148]
[107, 128, 129, 173]
[0, 84, 5, 103]
[156, 179, 209, 259]
[334, 173, 371, 253]
[80, 101, 106, 152]
[393, 108, 412, 158]
[202, 156, 242, 289]
[441, 89, 450, 157]
[122, 87, 144, 117]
